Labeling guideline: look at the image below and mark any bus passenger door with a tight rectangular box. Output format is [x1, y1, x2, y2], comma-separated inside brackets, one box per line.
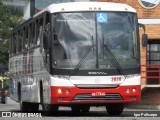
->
[40, 12, 52, 104]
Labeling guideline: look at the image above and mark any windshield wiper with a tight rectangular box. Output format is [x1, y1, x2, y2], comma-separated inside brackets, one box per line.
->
[102, 35, 126, 77]
[72, 36, 95, 75]
[72, 45, 94, 75]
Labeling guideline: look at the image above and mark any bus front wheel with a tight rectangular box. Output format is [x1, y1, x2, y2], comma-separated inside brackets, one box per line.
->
[42, 104, 58, 115]
[20, 101, 30, 112]
[106, 103, 124, 116]
[40, 83, 58, 115]
[71, 105, 90, 113]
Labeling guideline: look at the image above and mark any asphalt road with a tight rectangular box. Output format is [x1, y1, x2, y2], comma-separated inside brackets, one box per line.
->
[0, 102, 160, 120]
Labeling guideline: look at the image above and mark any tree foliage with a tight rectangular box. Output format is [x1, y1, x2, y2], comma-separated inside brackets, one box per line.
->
[0, 0, 23, 64]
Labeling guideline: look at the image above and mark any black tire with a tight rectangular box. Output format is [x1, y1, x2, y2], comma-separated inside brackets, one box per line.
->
[1, 96, 5, 104]
[40, 82, 58, 115]
[20, 101, 30, 112]
[42, 104, 58, 115]
[71, 105, 90, 113]
[30, 103, 39, 112]
[20, 101, 39, 112]
[106, 103, 124, 116]
[81, 106, 90, 113]
[71, 106, 81, 112]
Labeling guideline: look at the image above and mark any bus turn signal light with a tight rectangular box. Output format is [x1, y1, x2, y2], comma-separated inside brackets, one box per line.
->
[132, 88, 136, 92]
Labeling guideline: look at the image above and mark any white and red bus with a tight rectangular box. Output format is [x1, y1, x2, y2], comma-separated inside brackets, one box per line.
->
[9, 2, 146, 115]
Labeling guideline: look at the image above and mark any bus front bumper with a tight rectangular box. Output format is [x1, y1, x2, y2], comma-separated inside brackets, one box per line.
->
[50, 85, 141, 105]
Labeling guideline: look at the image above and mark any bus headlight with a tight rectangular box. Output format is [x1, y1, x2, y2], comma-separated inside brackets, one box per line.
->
[58, 89, 62, 94]
[58, 88, 70, 95]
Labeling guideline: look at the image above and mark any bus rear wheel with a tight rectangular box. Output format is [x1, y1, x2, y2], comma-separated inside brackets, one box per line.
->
[106, 103, 124, 116]
[20, 101, 39, 112]
[81, 106, 90, 113]
[71, 106, 81, 112]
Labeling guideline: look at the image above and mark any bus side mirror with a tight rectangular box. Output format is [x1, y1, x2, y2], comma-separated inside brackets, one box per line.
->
[43, 32, 51, 50]
[139, 23, 148, 47]
[142, 34, 148, 47]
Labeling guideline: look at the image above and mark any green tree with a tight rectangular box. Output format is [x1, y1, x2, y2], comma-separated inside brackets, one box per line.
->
[0, 0, 23, 64]
[2, 72, 10, 88]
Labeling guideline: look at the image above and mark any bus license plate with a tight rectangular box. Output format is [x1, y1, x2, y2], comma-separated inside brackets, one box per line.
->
[91, 92, 105, 97]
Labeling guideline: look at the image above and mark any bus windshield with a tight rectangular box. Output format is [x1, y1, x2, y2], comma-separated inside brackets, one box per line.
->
[51, 12, 139, 71]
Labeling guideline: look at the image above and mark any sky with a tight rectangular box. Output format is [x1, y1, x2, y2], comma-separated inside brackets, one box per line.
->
[142, 0, 160, 4]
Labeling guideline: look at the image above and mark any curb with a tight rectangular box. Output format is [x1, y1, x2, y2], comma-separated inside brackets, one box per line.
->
[5, 97, 18, 105]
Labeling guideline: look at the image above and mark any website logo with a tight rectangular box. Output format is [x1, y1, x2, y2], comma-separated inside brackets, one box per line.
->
[2, 112, 12, 117]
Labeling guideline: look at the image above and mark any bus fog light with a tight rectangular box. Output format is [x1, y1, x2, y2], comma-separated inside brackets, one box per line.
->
[126, 88, 130, 93]
[58, 97, 63, 101]
[65, 90, 70, 94]
[58, 89, 62, 94]
[131, 96, 136, 100]
[132, 88, 136, 92]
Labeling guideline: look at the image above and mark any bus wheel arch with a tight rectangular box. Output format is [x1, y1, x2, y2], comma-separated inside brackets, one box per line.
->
[40, 80, 58, 115]
[18, 82, 30, 112]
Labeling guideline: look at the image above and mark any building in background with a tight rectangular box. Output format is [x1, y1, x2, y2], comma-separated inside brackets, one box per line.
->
[3, 0, 30, 19]
[3, 0, 95, 19]
[33, 0, 95, 15]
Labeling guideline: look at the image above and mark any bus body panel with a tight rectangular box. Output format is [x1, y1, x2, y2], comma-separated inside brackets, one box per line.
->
[9, 2, 142, 114]
[48, 75, 141, 105]
[50, 75, 140, 87]
[10, 48, 50, 103]
[50, 85, 141, 105]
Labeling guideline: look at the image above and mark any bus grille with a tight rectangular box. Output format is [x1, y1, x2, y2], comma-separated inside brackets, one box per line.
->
[75, 84, 119, 88]
[73, 93, 122, 101]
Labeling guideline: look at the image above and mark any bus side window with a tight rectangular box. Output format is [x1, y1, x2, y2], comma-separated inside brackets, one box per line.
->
[29, 22, 35, 49]
[35, 18, 43, 46]
[35, 19, 39, 46]
[17, 31, 22, 53]
[22, 28, 25, 52]
[40, 17, 44, 48]
[10, 34, 13, 56]
[24, 27, 29, 51]
[53, 29, 59, 46]
[13, 33, 17, 55]
[33, 22, 36, 47]
[43, 13, 51, 49]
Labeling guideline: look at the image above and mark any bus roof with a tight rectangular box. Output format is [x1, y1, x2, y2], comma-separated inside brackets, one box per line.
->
[13, 2, 136, 32]
[34, 2, 136, 17]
